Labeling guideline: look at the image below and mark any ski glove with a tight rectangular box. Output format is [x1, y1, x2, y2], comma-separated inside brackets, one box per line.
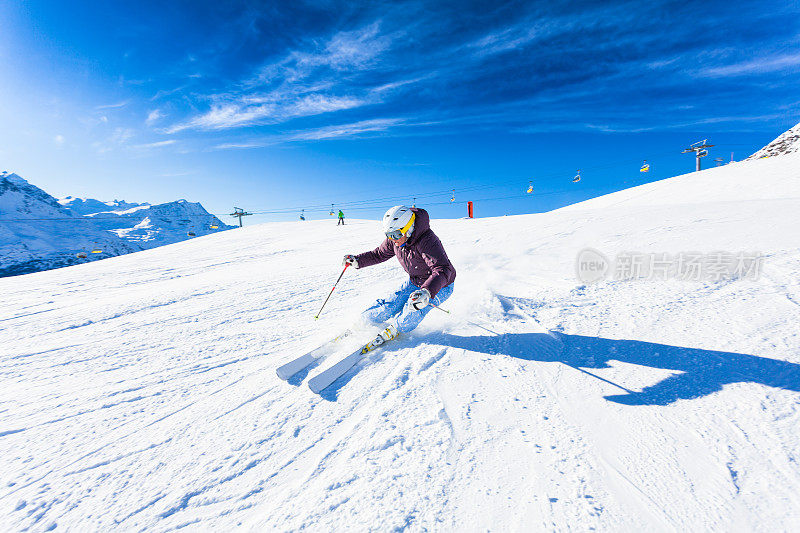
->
[408, 288, 431, 311]
[342, 254, 359, 268]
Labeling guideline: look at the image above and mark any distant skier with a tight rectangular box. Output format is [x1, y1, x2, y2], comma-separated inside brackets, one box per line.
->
[337, 209, 345, 225]
[343, 205, 455, 343]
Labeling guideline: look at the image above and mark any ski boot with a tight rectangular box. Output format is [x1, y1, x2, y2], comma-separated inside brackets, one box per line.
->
[361, 324, 399, 354]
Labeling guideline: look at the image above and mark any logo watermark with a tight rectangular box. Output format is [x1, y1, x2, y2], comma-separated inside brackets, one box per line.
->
[576, 249, 764, 283]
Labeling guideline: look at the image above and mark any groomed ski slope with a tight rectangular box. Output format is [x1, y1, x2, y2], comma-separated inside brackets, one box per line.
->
[2, 154, 800, 531]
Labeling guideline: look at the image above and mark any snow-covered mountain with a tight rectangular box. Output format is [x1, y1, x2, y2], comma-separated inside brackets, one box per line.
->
[58, 196, 148, 216]
[0, 172, 139, 277]
[0, 171, 233, 277]
[747, 120, 800, 159]
[2, 153, 799, 530]
[76, 199, 233, 246]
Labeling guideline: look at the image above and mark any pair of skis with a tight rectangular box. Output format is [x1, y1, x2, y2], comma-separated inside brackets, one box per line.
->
[276, 326, 397, 393]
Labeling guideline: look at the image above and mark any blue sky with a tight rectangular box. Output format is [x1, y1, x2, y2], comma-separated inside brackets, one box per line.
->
[1, 0, 799, 223]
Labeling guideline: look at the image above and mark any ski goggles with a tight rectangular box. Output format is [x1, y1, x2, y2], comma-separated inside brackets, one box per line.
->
[386, 213, 415, 240]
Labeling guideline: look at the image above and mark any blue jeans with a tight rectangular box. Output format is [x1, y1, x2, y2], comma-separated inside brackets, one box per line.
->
[362, 280, 454, 333]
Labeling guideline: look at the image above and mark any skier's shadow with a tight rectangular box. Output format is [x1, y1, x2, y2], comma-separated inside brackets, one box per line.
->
[427, 332, 800, 406]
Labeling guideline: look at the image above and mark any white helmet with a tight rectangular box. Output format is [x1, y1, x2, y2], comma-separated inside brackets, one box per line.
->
[382, 205, 415, 240]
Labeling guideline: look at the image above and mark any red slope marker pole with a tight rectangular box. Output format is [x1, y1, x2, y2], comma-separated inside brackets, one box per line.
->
[314, 263, 349, 320]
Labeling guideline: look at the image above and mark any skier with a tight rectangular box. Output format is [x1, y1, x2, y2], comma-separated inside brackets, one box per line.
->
[343, 205, 456, 344]
[337, 209, 345, 225]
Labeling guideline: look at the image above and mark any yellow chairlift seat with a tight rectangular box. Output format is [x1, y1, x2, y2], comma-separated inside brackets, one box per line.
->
[572, 170, 581, 183]
[91, 248, 103, 254]
[526, 180, 533, 194]
[210, 225, 219, 229]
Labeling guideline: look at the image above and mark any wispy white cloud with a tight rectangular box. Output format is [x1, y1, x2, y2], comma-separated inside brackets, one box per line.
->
[151, 85, 189, 101]
[95, 101, 130, 110]
[146, 109, 164, 126]
[286, 117, 405, 140]
[92, 127, 135, 153]
[252, 21, 393, 85]
[582, 114, 782, 133]
[467, 24, 546, 57]
[369, 76, 433, 95]
[53, 134, 65, 146]
[696, 52, 800, 78]
[166, 94, 367, 133]
[213, 141, 268, 150]
[212, 117, 406, 149]
[462, 6, 633, 60]
[166, 21, 408, 133]
[133, 139, 177, 149]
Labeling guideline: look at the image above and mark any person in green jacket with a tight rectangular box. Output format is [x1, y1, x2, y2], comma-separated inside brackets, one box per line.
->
[337, 209, 345, 225]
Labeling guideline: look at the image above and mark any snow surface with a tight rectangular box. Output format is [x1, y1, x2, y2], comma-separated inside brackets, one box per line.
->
[2, 154, 800, 531]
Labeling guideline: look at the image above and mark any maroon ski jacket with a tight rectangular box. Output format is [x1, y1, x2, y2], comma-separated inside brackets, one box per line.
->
[355, 208, 456, 298]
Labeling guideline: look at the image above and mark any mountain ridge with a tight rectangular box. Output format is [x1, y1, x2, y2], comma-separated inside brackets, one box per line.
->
[0, 171, 233, 277]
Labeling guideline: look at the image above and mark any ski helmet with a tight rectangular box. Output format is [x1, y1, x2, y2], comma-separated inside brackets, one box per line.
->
[382, 205, 415, 240]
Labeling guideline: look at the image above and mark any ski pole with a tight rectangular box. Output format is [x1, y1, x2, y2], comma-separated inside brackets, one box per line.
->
[314, 263, 349, 320]
[429, 303, 450, 314]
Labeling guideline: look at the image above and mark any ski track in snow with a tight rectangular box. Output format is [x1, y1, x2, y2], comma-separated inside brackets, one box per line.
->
[2, 154, 800, 531]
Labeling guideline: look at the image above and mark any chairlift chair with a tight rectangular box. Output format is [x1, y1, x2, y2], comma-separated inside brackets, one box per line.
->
[690, 139, 707, 149]
[526, 180, 533, 194]
[572, 170, 581, 183]
[76, 252, 88, 259]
